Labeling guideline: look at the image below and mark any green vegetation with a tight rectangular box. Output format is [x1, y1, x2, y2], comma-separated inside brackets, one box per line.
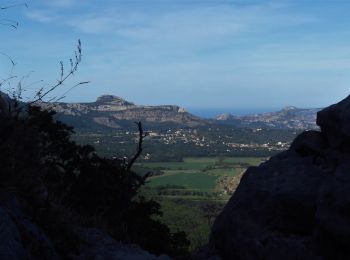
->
[207, 168, 241, 176]
[73, 125, 299, 162]
[0, 98, 269, 255]
[139, 156, 266, 250]
[149, 172, 217, 190]
[141, 156, 265, 193]
[155, 199, 213, 251]
[0, 106, 189, 257]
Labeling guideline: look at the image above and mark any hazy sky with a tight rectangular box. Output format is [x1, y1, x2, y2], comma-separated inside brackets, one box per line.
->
[1, 0, 350, 110]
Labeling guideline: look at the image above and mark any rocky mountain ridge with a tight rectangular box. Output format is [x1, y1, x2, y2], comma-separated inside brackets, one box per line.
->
[39, 95, 205, 128]
[215, 106, 321, 129]
[39, 94, 320, 130]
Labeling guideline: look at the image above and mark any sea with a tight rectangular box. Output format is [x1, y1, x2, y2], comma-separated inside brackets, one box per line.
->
[187, 107, 279, 119]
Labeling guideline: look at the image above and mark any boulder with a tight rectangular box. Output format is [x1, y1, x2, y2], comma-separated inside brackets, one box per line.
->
[317, 95, 350, 150]
[0, 193, 60, 259]
[205, 96, 350, 260]
[289, 130, 326, 156]
[0, 193, 170, 259]
[75, 228, 170, 260]
[0, 207, 27, 260]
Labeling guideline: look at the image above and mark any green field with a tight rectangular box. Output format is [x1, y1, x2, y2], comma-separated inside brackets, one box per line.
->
[220, 157, 266, 165]
[149, 172, 217, 189]
[139, 156, 267, 252]
[205, 168, 242, 176]
[142, 157, 264, 170]
[140, 156, 266, 195]
[141, 161, 213, 170]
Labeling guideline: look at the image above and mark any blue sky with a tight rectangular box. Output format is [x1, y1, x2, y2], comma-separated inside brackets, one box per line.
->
[1, 0, 350, 111]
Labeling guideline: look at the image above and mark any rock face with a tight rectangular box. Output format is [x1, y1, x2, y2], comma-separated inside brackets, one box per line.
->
[317, 95, 350, 150]
[96, 95, 135, 107]
[0, 194, 59, 259]
[75, 228, 169, 260]
[207, 95, 350, 259]
[40, 95, 205, 128]
[216, 106, 320, 130]
[0, 194, 167, 260]
[0, 207, 27, 259]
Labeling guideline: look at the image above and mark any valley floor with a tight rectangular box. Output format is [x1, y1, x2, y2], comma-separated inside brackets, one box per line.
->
[138, 156, 266, 251]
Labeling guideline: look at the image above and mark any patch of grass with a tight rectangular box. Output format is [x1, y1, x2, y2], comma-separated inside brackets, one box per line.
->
[142, 161, 210, 170]
[205, 168, 243, 176]
[155, 198, 212, 252]
[141, 157, 267, 253]
[183, 157, 219, 163]
[221, 157, 266, 165]
[163, 169, 199, 175]
[149, 172, 217, 190]
[141, 157, 265, 171]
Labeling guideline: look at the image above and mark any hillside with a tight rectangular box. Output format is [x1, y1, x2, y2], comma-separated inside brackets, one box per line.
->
[215, 106, 320, 129]
[39, 95, 321, 131]
[39, 95, 206, 130]
[37, 95, 315, 160]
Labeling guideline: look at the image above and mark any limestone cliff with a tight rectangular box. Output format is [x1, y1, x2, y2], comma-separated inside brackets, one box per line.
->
[39, 95, 205, 128]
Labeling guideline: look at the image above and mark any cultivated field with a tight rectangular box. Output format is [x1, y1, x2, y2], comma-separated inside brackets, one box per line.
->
[140, 156, 266, 197]
[138, 156, 266, 250]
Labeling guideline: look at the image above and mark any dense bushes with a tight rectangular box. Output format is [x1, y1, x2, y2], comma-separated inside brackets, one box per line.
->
[0, 104, 189, 257]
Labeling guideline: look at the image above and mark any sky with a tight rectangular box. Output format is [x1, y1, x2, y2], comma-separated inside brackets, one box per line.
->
[1, 0, 350, 112]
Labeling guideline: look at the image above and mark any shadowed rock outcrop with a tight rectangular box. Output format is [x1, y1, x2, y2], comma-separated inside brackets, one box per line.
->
[75, 228, 170, 260]
[0, 194, 169, 259]
[205, 95, 350, 260]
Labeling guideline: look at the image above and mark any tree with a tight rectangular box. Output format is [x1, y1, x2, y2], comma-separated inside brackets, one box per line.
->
[200, 201, 222, 226]
[0, 4, 189, 257]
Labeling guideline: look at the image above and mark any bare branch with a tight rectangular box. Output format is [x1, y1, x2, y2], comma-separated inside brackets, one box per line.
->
[0, 76, 17, 88]
[26, 39, 84, 106]
[127, 121, 145, 171]
[0, 52, 16, 66]
[54, 81, 90, 101]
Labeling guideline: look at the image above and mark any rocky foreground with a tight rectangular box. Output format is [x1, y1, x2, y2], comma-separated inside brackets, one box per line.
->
[199, 95, 350, 259]
[0, 194, 169, 259]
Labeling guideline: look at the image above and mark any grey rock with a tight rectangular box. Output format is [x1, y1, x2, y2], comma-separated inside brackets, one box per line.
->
[0, 207, 26, 260]
[0, 194, 60, 259]
[75, 228, 170, 260]
[216, 106, 321, 130]
[39, 95, 205, 128]
[290, 130, 326, 156]
[317, 94, 350, 150]
[209, 151, 327, 260]
[206, 96, 350, 260]
[0, 193, 171, 260]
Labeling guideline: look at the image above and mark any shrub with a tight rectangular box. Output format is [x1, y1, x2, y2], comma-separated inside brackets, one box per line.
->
[0, 104, 189, 257]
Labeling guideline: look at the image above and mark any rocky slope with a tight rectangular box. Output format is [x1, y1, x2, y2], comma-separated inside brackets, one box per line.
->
[0, 194, 168, 259]
[40, 95, 205, 128]
[216, 106, 320, 129]
[201, 95, 350, 259]
[39, 95, 320, 131]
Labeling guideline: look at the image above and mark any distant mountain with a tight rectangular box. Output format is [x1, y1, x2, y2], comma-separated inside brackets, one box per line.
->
[0, 91, 322, 131]
[38, 95, 321, 131]
[215, 106, 321, 129]
[39, 95, 206, 130]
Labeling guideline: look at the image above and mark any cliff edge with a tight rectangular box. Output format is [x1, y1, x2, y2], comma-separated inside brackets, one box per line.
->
[203, 95, 350, 259]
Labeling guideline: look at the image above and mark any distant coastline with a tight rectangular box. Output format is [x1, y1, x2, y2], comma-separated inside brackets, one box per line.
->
[187, 107, 280, 118]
